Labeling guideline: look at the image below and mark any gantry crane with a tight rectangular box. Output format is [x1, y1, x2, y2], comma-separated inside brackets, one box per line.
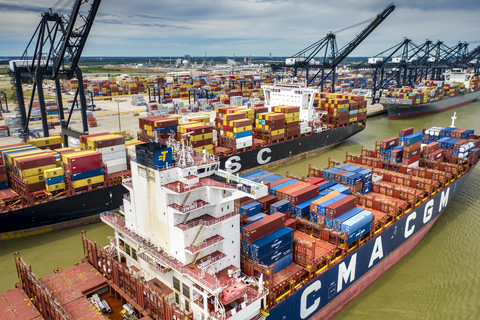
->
[271, 3, 395, 91]
[8, 0, 101, 144]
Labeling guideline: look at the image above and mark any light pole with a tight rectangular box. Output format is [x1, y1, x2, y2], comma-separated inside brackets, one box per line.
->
[115, 99, 126, 130]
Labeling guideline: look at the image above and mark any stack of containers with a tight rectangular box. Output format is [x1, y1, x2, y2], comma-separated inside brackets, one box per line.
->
[215, 108, 253, 151]
[177, 122, 214, 154]
[402, 132, 423, 165]
[323, 195, 358, 228]
[239, 201, 261, 218]
[341, 210, 373, 244]
[310, 191, 345, 224]
[254, 112, 285, 143]
[273, 106, 300, 138]
[0, 164, 8, 189]
[378, 137, 399, 163]
[82, 134, 127, 174]
[27, 136, 63, 150]
[14, 152, 57, 192]
[44, 167, 65, 192]
[294, 195, 321, 221]
[241, 212, 292, 273]
[62, 150, 104, 189]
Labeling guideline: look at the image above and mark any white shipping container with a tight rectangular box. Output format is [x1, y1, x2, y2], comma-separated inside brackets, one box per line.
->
[236, 136, 253, 144]
[236, 140, 253, 149]
[102, 151, 126, 161]
[104, 157, 127, 168]
[300, 127, 312, 134]
[96, 144, 126, 154]
[107, 163, 128, 174]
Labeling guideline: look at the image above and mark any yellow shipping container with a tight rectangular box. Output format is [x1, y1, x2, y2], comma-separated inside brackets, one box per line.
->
[54, 147, 71, 153]
[86, 134, 122, 150]
[144, 124, 153, 132]
[233, 126, 252, 133]
[349, 117, 358, 122]
[194, 144, 214, 154]
[271, 129, 285, 135]
[44, 167, 64, 179]
[72, 175, 105, 189]
[46, 182, 66, 192]
[190, 133, 213, 142]
[7, 149, 45, 165]
[27, 136, 63, 147]
[61, 150, 97, 164]
[24, 174, 45, 185]
[285, 117, 299, 123]
[170, 115, 182, 120]
[20, 164, 57, 178]
[188, 116, 210, 123]
[111, 130, 126, 137]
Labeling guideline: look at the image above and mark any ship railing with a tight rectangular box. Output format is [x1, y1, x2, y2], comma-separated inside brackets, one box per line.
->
[123, 177, 133, 188]
[123, 193, 131, 202]
[176, 211, 238, 231]
[186, 235, 224, 254]
[215, 170, 268, 196]
[118, 205, 125, 215]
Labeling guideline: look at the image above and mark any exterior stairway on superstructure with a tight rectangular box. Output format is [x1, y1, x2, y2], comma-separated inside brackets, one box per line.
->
[181, 192, 193, 224]
[190, 224, 204, 264]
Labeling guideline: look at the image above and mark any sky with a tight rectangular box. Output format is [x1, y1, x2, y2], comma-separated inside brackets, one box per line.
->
[0, 0, 479, 58]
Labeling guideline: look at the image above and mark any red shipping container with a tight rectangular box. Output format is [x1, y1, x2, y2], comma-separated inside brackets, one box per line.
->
[399, 127, 414, 137]
[403, 141, 421, 152]
[380, 137, 399, 149]
[28, 181, 46, 192]
[242, 212, 286, 243]
[402, 154, 420, 165]
[288, 185, 320, 206]
[0, 165, 6, 175]
[94, 136, 125, 149]
[404, 148, 420, 159]
[334, 170, 349, 183]
[426, 149, 444, 161]
[325, 195, 357, 219]
[257, 195, 277, 213]
[79, 133, 110, 144]
[67, 153, 102, 167]
[16, 154, 56, 170]
[451, 129, 466, 139]
[308, 178, 325, 185]
[286, 218, 296, 230]
[423, 142, 439, 154]
[0, 173, 7, 182]
[69, 160, 103, 174]
[453, 139, 468, 151]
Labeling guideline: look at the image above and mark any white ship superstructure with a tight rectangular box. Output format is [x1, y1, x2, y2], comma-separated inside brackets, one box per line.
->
[102, 141, 270, 320]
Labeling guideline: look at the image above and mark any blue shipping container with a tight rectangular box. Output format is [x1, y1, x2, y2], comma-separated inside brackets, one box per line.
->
[250, 227, 294, 259]
[270, 180, 297, 196]
[319, 181, 337, 191]
[233, 131, 252, 138]
[294, 196, 322, 217]
[270, 200, 290, 214]
[347, 223, 371, 244]
[333, 207, 363, 231]
[266, 253, 293, 275]
[319, 189, 333, 196]
[403, 132, 423, 145]
[246, 213, 265, 223]
[258, 242, 293, 266]
[329, 185, 350, 195]
[240, 202, 261, 217]
[46, 175, 65, 185]
[341, 210, 373, 233]
[71, 168, 104, 182]
[0, 181, 9, 190]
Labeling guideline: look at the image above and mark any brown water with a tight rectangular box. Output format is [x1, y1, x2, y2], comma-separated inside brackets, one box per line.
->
[1, 102, 479, 319]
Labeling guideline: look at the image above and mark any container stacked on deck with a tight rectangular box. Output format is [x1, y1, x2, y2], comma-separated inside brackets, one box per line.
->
[273, 106, 301, 138]
[80, 133, 127, 174]
[315, 93, 367, 127]
[423, 126, 478, 162]
[61, 149, 105, 189]
[2, 144, 57, 192]
[216, 107, 254, 151]
[400, 131, 422, 166]
[27, 135, 63, 150]
[0, 164, 8, 189]
[177, 121, 214, 154]
[254, 112, 285, 143]
[321, 164, 373, 195]
[44, 167, 65, 192]
[241, 211, 293, 272]
[138, 116, 179, 141]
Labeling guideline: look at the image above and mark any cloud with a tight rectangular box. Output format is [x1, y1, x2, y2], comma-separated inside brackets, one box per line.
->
[1, 0, 479, 57]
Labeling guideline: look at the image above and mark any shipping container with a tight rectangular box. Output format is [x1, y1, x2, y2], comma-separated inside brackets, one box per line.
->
[257, 242, 293, 266]
[270, 179, 297, 196]
[346, 222, 371, 244]
[250, 227, 294, 259]
[325, 195, 357, 218]
[310, 191, 343, 214]
[270, 200, 290, 214]
[287, 184, 320, 206]
[267, 253, 293, 275]
[294, 196, 322, 217]
[341, 210, 373, 233]
[242, 212, 286, 243]
[240, 202, 261, 217]
[332, 207, 363, 231]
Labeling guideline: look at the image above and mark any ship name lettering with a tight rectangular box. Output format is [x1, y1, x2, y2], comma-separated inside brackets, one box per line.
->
[226, 156, 242, 173]
[438, 187, 450, 211]
[300, 280, 321, 319]
[337, 253, 357, 292]
[368, 236, 384, 268]
[423, 199, 434, 224]
[404, 212, 416, 238]
[257, 148, 272, 165]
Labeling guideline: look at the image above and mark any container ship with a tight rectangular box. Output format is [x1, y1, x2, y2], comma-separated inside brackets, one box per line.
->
[7, 117, 477, 320]
[0, 81, 367, 238]
[380, 70, 480, 119]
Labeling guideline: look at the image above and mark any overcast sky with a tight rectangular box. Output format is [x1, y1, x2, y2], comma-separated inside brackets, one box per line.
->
[1, 0, 479, 58]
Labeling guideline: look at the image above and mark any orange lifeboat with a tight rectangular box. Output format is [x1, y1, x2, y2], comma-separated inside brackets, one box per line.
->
[220, 282, 247, 305]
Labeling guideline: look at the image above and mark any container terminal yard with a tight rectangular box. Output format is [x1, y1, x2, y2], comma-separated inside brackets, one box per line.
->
[1, 0, 480, 320]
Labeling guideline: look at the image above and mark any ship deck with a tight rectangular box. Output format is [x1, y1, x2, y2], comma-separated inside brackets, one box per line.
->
[38, 263, 108, 319]
[0, 288, 43, 319]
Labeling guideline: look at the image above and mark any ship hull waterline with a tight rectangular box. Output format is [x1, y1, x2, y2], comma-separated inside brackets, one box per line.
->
[266, 165, 475, 320]
[383, 91, 480, 120]
[1, 123, 364, 237]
